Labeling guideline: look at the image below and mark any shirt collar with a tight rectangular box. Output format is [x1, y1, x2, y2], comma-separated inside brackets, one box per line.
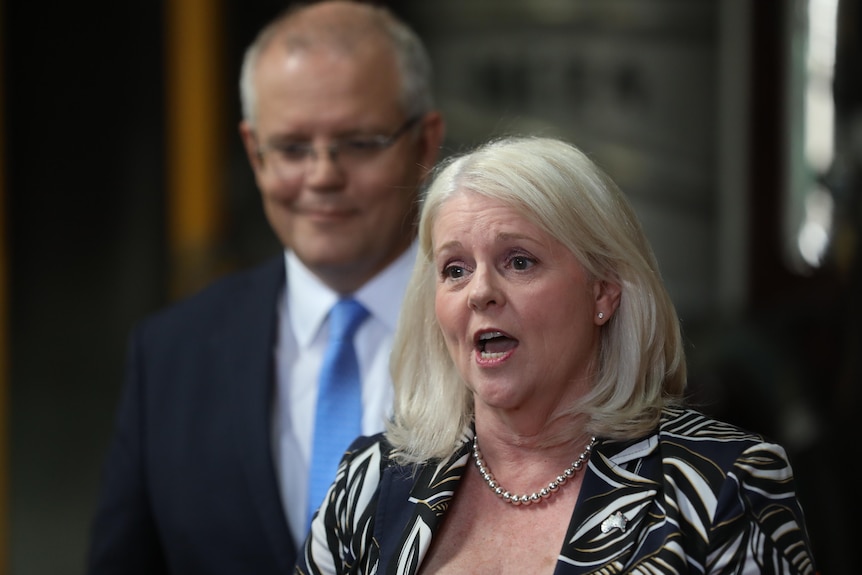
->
[285, 241, 419, 348]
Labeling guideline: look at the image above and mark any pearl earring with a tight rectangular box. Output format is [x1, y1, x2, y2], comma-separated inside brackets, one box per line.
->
[597, 312, 604, 320]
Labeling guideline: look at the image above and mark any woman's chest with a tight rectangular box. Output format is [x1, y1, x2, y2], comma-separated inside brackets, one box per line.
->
[416, 470, 582, 575]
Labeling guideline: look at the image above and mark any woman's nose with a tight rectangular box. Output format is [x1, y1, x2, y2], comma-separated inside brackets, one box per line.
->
[467, 267, 502, 311]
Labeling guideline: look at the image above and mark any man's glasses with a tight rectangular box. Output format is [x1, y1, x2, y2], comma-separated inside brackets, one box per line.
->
[256, 116, 421, 177]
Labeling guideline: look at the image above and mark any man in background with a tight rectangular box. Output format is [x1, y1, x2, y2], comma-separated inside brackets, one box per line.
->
[87, 2, 445, 573]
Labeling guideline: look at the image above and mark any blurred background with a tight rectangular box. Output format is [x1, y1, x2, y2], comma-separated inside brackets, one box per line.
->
[1, 0, 859, 573]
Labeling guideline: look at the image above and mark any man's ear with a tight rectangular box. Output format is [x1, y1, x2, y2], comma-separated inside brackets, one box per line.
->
[239, 120, 263, 174]
[594, 279, 622, 324]
[416, 111, 446, 181]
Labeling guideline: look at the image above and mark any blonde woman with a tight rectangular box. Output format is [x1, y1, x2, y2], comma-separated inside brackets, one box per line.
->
[299, 136, 816, 574]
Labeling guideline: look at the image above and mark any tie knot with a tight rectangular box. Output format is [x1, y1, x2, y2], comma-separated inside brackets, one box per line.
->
[328, 298, 369, 341]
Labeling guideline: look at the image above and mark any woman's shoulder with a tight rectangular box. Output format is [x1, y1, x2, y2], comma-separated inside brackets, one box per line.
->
[601, 407, 781, 467]
[345, 432, 394, 464]
[659, 406, 768, 442]
[341, 433, 413, 478]
[657, 406, 792, 471]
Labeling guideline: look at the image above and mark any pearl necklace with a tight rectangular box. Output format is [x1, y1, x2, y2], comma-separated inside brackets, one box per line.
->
[471, 435, 597, 506]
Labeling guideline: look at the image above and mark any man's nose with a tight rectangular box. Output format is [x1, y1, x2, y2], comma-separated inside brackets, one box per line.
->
[305, 144, 345, 185]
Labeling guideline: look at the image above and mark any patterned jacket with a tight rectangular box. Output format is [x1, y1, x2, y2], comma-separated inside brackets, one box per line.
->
[297, 407, 817, 574]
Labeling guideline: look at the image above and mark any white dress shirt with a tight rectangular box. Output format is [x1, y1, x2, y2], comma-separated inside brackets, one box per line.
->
[272, 242, 418, 549]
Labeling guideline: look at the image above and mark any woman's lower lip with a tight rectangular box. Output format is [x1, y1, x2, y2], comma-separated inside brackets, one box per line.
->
[474, 348, 515, 366]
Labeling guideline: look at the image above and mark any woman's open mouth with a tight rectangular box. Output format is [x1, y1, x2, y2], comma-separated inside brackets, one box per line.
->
[475, 330, 519, 359]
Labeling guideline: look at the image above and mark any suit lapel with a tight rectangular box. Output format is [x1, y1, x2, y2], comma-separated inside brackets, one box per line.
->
[378, 430, 473, 575]
[213, 256, 295, 570]
[556, 436, 662, 574]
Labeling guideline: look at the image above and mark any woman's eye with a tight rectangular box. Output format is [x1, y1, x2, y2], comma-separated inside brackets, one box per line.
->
[511, 256, 534, 270]
[443, 265, 465, 280]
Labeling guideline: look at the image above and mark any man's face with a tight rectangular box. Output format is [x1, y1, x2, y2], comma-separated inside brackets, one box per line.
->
[241, 41, 443, 293]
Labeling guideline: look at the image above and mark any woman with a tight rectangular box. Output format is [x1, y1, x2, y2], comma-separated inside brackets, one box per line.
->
[297, 137, 817, 574]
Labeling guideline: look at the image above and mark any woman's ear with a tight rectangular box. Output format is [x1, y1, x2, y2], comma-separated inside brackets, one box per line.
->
[593, 280, 622, 325]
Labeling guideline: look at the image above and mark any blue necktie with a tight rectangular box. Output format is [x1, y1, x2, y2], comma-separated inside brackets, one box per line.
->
[307, 298, 369, 527]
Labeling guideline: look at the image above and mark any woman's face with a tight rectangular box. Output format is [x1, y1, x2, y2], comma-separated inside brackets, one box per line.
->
[433, 190, 616, 420]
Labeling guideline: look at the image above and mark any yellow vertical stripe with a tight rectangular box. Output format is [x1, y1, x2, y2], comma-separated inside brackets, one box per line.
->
[165, 0, 225, 298]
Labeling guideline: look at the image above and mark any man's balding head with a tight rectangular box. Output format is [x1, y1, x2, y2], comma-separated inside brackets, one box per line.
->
[240, 1, 434, 128]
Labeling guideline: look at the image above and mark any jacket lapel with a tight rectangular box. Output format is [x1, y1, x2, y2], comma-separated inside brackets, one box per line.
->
[378, 431, 473, 575]
[213, 256, 295, 570]
[556, 436, 662, 574]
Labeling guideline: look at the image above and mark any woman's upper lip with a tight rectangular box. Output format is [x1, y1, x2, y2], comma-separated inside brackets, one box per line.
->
[473, 328, 513, 344]
[473, 328, 520, 357]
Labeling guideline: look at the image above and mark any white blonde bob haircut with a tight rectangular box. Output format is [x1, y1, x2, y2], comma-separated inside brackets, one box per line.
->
[387, 136, 686, 464]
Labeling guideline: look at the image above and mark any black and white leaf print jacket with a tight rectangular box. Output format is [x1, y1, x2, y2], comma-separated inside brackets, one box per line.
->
[297, 407, 817, 575]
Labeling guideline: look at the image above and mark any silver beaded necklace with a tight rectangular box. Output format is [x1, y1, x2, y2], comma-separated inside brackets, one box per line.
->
[471, 435, 597, 506]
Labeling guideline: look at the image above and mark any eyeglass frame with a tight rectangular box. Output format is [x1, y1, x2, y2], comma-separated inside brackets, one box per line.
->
[254, 115, 422, 172]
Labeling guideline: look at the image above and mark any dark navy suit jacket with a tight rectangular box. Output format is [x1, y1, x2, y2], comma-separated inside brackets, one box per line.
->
[88, 255, 296, 574]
